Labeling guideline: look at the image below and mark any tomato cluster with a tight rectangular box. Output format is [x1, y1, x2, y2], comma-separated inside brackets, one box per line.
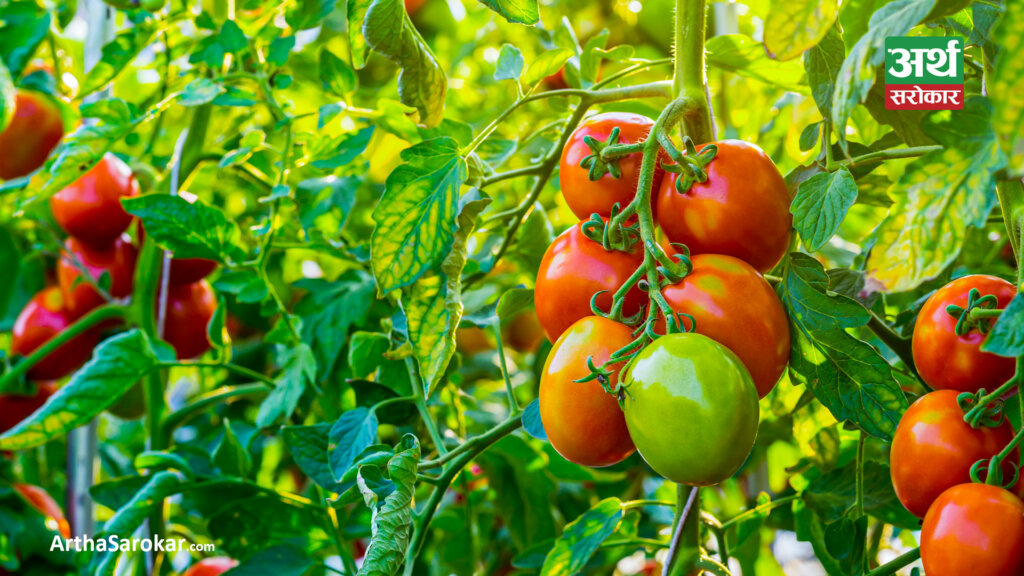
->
[538, 113, 790, 482]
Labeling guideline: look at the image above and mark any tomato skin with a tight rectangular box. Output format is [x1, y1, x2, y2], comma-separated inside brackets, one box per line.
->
[540, 316, 636, 467]
[559, 112, 661, 220]
[912, 275, 1017, 393]
[890, 390, 1019, 518]
[49, 154, 139, 246]
[162, 280, 217, 359]
[657, 254, 789, 398]
[535, 222, 645, 342]
[13, 484, 70, 538]
[921, 483, 1024, 576]
[656, 140, 791, 273]
[183, 557, 239, 576]
[57, 235, 138, 318]
[0, 382, 57, 435]
[621, 332, 759, 485]
[504, 309, 545, 353]
[0, 91, 64, 180]
[170, 257, 218, 285]
[11, 288, 99, 381]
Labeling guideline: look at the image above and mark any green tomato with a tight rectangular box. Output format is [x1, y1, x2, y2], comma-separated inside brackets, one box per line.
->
[621, 332, 759, 486]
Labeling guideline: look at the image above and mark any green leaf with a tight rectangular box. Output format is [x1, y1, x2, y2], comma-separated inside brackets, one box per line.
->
[329, 407, 380, 481]
[295, 176, 359, 239]
[495, 44, 525, 81]
[778, 254, 907, 440]
[122, 194, 245, 263]
[294, 272, 375, 377]
[348, 0, 372, 70]
[309, 126, 374, 169]
[706, 35, 808, 93]
[0, 2, 51, 78]
[213, 419, 252, 477]
[282, 423, 346, 493]
[541, 498, 623, 576]
[179, 77, 225, 107]
[984, 2, 1023, 176]
[764, 0, 839, 61]
[478, 435, 558, 549]
[804, 27, 844, 118]
[524, 48, 573, 86]
[255, 344, 316, 428]
[799, 122, 821, 152]
[79, 18, 162, 96]
[363, 0, 447, 126]
[0, 61, 13, 134]
[791, 168, 858, 252]
[522, 398, 547, 440]
[0, 330, 158, 450]
[357, 435, 420, 576]
[982, 294, 1024, 357]
[476, 0, 539, 24]
[727, 492, 774, 549]
[214, 270, 269, 304]
[371, 137, 468, 294]
[804, 460, 918, 528]
[320, 46, 358, 96]
[268, 35, 296, 66]
[285, 0, 336, 30]
[348, 332, 391, 378]
[218, 20, 247, 52]
[222, 546, 312, 576]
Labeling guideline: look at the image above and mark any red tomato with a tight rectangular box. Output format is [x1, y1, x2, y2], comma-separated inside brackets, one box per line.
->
[539, 316, 636, 467]
[404, 0, 426, 13]
[183, 557, 239, 576]
[912, 275, 1017, 393]
[11, 287, 99, 381]
[535, 222, 645, 342]
[559, 112, 661, 220]
[0, 90, 64, 180]
[57, 235, 138, 318]
[0, 382, 57, 435]
[170, 257, 218, 285]
[49, 154, 139, 246]
[162, 280, 217, 359]
[891, 390, 1020, 518]
[13, 484, 70, 538]
[656, 254, 789, 398]
[921, 483, 1024, 576]
[656, 140, 791, 273]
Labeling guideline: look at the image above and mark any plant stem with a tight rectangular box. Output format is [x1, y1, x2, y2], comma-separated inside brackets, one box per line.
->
[672, 0, 712, 140]
[418, 415, 523, 471]
[160, 383, 270, 435]
[492, 321, 520, 413]
[826, 145, 942, 171]
[867, 312, 919, 378]
[855, 432, 865, 518]
[995, 181, 1024, 264]
[719, 494, 799, 530]
[664, 485, 700, 576]
[161, 361, 278, 386]
[406, 357, 447, 455]
[863, 548, 920, 576]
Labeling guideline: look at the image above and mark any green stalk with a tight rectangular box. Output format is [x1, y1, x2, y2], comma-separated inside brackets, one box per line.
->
[863, 548, 920, 576]
[672, 0, 712, 140]
[664, 486, 700, 576]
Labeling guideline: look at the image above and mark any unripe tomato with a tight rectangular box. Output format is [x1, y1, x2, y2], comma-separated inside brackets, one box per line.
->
[657, 254, 789, 398]
[57, 235, 138, 318]
[183, 557, 239, 576]
[656, 140, 791, 273]
[539, 316, 636, 467]
[11, 287, 99, 381]
[535, 222, 645, 342]
[559, 112, 661, 220]
[13, 484, 70, 538]
[0, 91, 64, 180]
[891, 390, 1020, 518]
[621, 332, 759, 485]
[0, 382, 57, 435]
[912, 275, 1017, 393]
[170, 258, 218, 285]
[921, 483, 1024, 576]
[162, 280, 216, 359]
[49, 154, 139, 246]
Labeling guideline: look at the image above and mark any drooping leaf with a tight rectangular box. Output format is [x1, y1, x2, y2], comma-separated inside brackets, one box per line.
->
[122, 195, 246, 263]
[357, 435, 420, 576]
[791, 168, 858, 252]
[765, 0, 840, 61]
[541, 498, 624, 576]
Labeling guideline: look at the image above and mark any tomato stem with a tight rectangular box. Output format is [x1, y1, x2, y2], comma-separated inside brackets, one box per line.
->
[862, 548, 921, 576]
[825, 145, 942, 171]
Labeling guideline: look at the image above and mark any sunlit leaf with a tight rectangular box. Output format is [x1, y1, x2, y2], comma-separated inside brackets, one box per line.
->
[706, 35, 808, 93]
[357, 435, 420, 576]
[765, 0, 840, 61]
[791, 168, 858, 252]
[988, 0, 1024, 177]
[122, 194, 246, 263]
[541, 498, 624, 575]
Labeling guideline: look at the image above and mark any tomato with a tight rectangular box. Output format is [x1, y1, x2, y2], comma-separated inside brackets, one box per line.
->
[162, 280, 217, 359]
[621, 332, 759, 485]
[890, 390, 1020, 517]
[539, 316, 636, 467]
[0, 382, 57, 435]
[0, 91, 64, 180]
[503, 309, 545, 353]
[170, 257, 218, 285]
[404, 0, 426, 14]
[49, 154, 139, 246]
[457, 327, 493, 355]
[183, 557, 239, 576]
[657, 254, 789, 398]
[912, 275, 1017, 393]
[559, 112, 661, 220]
[920, 483, 1024, 576]
[656, 140, 791, 273]
[11, 287, 99, 381]
[57, 235, 138, 318]
[535, 222, 645, 342]
[13, 484, 70, 538]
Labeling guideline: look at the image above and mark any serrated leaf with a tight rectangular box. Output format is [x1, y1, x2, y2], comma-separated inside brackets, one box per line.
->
[791, 168, 858, 251]
[477, 436, 558, 549]
[79, 18, 162, 96]
[984, 2, 1023, 176]
[804, 27, 844, 118]
[541, 498, 624, 576]
[320, 46, 358, 96]
[982, 293, 1024, 357]
[524, 48, 573, 86]
[295, 273, 375, 377]
[0, 2, 52, 78]
[765, 0, 839, 61]
[256, 344, 316, 428]
[804, 460, 918, 528]
[123, 195, 245, 263]
[357, 436, 420, 576]
[706, 35, 808, 93]
[477, 0, 539, 25]
[282, 423, 346, 492]
[329, 407, 379, 481]
[495, 44, 525, 81]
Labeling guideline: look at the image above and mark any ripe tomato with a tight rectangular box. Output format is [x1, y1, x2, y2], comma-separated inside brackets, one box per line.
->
[890, 390, 1020, 518]
[170, 257, 218, 285]
[912, 275, 1017, 393]
[13, 484, 70, 538]
[404, 0, 426, 13]
[503, 309, 545, 353]
[0, 382, 57, 435]
[656, 140, 791, 273]
[621, 332, 759, 485]
[49, 154, 139, 246]
[539, 316, 636, 467]
[657, 253, 789, 398]
[0, 90, 64, 180]
[162, 280, 217, 359]
[921, 483, 1024, 576]
[535, 222, 645, 342]
[11, 287, 99, 381]
[57, 235, 138, 318]
[183, 557, 239, 576]
[559, 112, 661, 220]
